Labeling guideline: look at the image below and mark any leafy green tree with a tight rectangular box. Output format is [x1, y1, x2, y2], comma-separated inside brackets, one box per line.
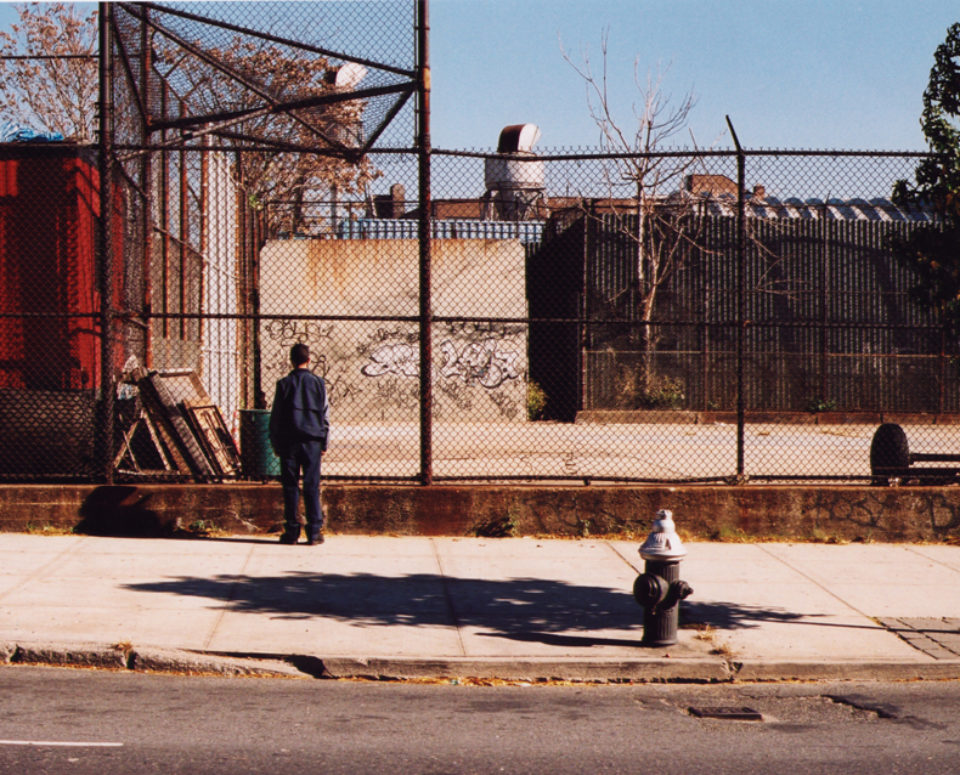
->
[891, 22, 960, 332]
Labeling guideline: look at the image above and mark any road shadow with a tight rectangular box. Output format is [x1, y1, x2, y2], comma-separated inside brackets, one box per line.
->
[123, 571, 819, 648]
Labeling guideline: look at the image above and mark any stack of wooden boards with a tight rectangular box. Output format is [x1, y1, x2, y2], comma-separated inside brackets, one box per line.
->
[113, 368, 242, 481]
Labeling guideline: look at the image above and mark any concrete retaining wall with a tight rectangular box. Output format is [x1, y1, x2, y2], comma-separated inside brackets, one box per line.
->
[2, 483, 959, 543]
[260, 238, 529, 424]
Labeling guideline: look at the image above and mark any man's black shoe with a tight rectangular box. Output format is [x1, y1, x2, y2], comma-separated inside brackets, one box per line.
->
[278, 534, 299, 545]
[307, 533, 325, 546]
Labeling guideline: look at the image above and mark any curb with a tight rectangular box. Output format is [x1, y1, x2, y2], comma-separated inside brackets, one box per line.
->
[6, 641, 128, 670]
[316, 656, 733, 683]
[299, 656, 960, 683]
[5, 641, 960, 683]
[130, 647, 304, 678]
[1, 641, 303, 679]
[730, 659, 960, 683]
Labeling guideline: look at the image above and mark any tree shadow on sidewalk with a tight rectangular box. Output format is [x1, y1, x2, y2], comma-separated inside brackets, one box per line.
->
[123, 571, 817, 648]
[683, 601, 820, 630]
[126, 572, 642, 649]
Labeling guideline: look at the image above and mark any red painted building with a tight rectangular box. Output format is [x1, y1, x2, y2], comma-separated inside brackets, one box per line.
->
[0, 145, 124, 392]
[0, 144, 131, 478]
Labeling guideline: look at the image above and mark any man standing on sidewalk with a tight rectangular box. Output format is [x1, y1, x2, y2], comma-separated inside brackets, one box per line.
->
[269, 343, 330, 545]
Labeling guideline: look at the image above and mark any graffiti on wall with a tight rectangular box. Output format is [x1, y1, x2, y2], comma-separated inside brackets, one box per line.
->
[438, 323, 525, 418]
[438, 339, 519, 388]
[362, 342, 420, 378]
[263, 319, 334, 371]
[262, 318, 365, 408]
[262, 320, 527, 421]
[355, 323, 526, 419]
[360, 336, 521, 389]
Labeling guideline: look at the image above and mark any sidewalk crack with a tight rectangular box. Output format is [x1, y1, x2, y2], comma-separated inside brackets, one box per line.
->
[201, 542, 257, 652]
[903, 545, 960, 576]
[603, 540, 642, 574]
[754, 544, 875, 621]
[430, 539, 467, 657]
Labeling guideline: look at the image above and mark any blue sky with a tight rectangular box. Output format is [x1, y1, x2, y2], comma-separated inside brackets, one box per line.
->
[429, 0, 958, 151]
[0, 1, 956, 151]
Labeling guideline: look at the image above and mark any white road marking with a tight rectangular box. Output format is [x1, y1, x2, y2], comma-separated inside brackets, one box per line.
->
[0, 740, 123, 748]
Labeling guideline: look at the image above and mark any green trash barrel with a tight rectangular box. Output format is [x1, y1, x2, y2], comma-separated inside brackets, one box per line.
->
[239, 409, 280, 478]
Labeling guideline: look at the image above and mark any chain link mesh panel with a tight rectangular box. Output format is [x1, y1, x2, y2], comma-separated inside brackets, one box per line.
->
[104, 1, 417, 483]
[419, 149, 960, 483]
[2, 1, 959, 484]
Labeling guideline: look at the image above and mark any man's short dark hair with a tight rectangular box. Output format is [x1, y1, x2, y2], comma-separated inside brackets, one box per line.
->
[290, 343, 310, 366]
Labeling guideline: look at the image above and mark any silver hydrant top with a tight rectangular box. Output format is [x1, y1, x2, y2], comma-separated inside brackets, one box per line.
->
[639, 509, 687, 561]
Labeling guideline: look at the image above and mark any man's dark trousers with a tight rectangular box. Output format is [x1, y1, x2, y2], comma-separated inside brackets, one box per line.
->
[270, 365, 329, 542]
[280, 440, 324, 541]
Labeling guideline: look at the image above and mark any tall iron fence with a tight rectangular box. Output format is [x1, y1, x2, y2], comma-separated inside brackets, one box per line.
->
[0, 1, 955, 484]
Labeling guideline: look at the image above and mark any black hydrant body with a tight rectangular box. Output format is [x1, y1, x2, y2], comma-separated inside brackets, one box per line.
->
[633, 510, 693, 647]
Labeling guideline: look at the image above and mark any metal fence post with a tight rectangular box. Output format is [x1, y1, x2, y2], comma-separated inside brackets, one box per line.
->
[417, 0, 433, 485]
[139, 6, 153, 370]
[98, 1, 116, 484]
[726, 117, 746, 479]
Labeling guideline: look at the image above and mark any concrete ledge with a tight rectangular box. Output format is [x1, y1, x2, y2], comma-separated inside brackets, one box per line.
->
[3, 483, 960, 543]
[575, 410, 960, 425]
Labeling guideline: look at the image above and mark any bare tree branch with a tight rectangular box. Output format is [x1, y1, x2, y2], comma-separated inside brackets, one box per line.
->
[0, 3, 98, 142]
[153, 32, 379, 234]
[562, 30, 705, 403]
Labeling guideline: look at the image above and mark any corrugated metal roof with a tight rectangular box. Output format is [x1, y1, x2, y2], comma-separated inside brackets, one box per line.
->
[326, 199, 931, 246]
[337, 218, 545, 243]
[700, 195, 933, 222]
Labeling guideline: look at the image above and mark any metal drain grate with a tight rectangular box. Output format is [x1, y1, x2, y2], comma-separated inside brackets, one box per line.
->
[876, 617, 960, 659]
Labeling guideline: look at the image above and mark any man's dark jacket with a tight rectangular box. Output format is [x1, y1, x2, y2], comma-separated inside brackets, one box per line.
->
[269, 368, 330, 454]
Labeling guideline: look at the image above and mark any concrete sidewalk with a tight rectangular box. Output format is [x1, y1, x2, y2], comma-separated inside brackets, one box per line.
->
[2, 533, 960, 682]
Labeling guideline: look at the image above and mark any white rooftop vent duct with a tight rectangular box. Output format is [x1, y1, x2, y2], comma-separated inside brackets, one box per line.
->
[323, 63, 368, 148]
[483, 123, 545, 221]
[332, 62, 367, 90]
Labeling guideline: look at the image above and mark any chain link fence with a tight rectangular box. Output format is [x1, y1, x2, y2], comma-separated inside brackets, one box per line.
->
[0, 1, 955, 484]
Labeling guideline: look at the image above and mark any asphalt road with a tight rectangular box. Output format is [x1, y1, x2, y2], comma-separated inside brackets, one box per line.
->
[3, 667, 960, 774]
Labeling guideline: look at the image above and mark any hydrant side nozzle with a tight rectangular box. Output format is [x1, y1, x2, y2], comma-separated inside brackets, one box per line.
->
[633, 572, 668, 609]
[665, 579, 694, 609]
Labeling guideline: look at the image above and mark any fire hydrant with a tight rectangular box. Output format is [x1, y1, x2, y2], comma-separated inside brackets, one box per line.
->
[633, 509, 693, 647]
